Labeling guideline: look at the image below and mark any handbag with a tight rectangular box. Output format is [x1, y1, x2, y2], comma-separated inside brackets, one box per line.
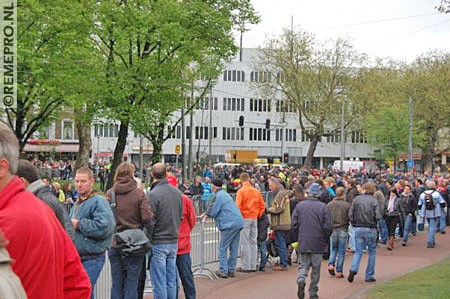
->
[110, 191, 151, 256]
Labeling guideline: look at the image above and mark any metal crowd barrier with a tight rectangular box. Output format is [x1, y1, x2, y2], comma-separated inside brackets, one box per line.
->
[94, 189, 272, 298]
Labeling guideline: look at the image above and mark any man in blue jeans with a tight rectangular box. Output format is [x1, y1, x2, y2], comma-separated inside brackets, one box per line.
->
[417, 181, 446, 248]
[326, 187, 350, 278]
[148, 163, 183, 299]
[204, 178, 244, 278]
[348, 183, 381, 283]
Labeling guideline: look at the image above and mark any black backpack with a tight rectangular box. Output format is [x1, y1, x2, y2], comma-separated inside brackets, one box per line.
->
[424, 191, 436, 211]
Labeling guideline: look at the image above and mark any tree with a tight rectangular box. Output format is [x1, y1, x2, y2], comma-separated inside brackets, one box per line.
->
[2, 1, 89, 151]
[85, 0, 259, 189]
[404, 52, 450, 172]
[438, 0, 450, 13]
[256, 29, 366, 168]
[365, 104, 425, 170]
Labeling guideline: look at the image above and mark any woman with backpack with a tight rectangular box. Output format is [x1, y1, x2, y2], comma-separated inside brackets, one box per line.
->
[106, 162, 153, 299]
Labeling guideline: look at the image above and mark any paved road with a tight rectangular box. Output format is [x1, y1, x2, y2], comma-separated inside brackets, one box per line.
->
[153, 229, 450, 299]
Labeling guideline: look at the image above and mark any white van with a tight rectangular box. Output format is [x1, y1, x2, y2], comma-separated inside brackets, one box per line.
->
[332, 160, 364, 171]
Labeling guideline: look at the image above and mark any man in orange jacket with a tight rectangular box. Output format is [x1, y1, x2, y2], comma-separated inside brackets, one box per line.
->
[0, 123, 91, 299]
[236, 172, 266, 272]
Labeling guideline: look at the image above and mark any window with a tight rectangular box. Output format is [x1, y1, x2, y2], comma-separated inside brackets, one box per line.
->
[275, 128, 283, 141]
[250, 71, 273, 83]
[249, 128, 270, 141]
[62, 120, 73, 140]
[223, 70, 245, 82]
[249, 98, 271, 112]
[198, 97, 218, 110]
[351, 130, 367, 143]
[222, 127, 244, 141]
[301, 128, 315, 142]
[167, 126, 182, 139]
[223, 98, 245, 111]
[194, 126, 217, 140]
[325, 130, 341, 143]
[285, 129, 297, 142]
[38, 126, 50, 139]
[276, 100, 295, 113]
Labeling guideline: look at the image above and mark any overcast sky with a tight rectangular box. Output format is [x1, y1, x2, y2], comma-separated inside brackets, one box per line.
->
[238, 0, 450, 62]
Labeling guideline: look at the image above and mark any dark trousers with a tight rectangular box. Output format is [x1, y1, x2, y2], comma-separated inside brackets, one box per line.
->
[176, 253, 196, 299]
[386, 215, 399, 238]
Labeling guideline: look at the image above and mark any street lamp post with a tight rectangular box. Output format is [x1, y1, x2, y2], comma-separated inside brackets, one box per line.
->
[340, 99, 345, 171]
[408, 97, 414, 173]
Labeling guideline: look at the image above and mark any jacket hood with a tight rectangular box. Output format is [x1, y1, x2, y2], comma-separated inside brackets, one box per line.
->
[27, 180, 47, 194]
[113, 176, 137, 194]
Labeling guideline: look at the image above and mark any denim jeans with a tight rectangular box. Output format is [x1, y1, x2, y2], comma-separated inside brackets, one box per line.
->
[150, 243, 178, 299]
[176, 253, 196, 299]
[81, 253, 106, 299]
[297, 253, 322, 298]
[274, 230, 288, 267]
[402, 214, 414, 243]
[350, 227, 377, 281]
[240, 219, 258, 270]
[109, 247, 145, 299]
[328, 229, 348, 274]
[219, 228, 242, 274]
[258, 240, 268, 269]
[348, 224, 356, 249]
[427, 218, 438, 246]
[378, 219, 388, 244]
[439, 207, 446, 233]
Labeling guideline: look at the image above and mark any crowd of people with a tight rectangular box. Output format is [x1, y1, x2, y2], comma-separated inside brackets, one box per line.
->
[2, 118, 450, 299]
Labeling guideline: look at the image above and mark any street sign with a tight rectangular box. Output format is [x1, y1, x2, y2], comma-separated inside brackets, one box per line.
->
[175, 144, 181, 154]
[407, 160, 413, 168]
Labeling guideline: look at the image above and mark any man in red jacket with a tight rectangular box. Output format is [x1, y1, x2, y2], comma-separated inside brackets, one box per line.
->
[167, 174, 197, 299]
[0, 123, 91, 299]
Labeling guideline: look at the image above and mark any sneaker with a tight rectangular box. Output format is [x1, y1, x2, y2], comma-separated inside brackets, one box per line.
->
[427, 243, 435, 248]
[214, 270, 228, 278]
[236, 267, 252, 273]
[365, 278, 377, 282]
[348, 271, 357, 283]
[327, 266, 335, 276]
[346, 248, 355, 253]
[297, 280, 305, 299]
[335, 273, 345, 278]
[273, 265, 288, 271]
[228, 272, 235, 278]
[258, 267, 265, 272]
[441, 231, 446, 234]
[402, 241, 407, 246]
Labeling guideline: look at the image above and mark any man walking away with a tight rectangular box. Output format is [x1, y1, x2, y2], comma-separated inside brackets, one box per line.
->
[292, 183, 332, 299]
[327, 187, 350, 278]
[148, 163, 183, 299]
[417, 180, 445, 248]
[236, 172, 266, 272]
[348, 183, 381, 283]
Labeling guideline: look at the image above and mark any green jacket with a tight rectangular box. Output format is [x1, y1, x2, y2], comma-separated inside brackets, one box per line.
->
[267, 188, 291, 231]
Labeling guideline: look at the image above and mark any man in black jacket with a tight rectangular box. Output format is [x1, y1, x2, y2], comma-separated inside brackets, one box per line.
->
[148, 163, 183, 299]
[347, 183, 381, 284]
[291, 183, 332, 299]
[16, 159, 75, 240]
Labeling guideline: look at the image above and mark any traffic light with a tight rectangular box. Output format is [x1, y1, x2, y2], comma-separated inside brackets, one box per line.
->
[265, 118, 270, 129]
[283, 152, 289, 163]
[238, 115, 244, 127]
[267, 156, 274, 164]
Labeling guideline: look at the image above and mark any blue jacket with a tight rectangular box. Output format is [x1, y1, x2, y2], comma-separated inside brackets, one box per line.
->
[207, 189, 244, 231]
[70, 193, 116, 257]
[418, 189, 445, 219]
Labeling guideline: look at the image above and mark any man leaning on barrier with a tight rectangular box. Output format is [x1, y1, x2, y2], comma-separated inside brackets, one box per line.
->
[201, 178, 244, 279]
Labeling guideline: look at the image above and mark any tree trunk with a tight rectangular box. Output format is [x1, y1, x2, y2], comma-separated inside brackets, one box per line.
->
[303, 135, 320, 169]
[74, 116, 92, 173]
[151, 141, 162, 164]
[106, 121, 129, 190]
[423, 128, 438, 174]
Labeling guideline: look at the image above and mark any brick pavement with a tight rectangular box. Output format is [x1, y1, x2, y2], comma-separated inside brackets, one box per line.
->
[145, 230, 450, 299]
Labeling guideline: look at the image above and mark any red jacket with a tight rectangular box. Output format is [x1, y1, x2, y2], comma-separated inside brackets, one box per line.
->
[177, 194, 196, 255]
[0, 177, 91, 299]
